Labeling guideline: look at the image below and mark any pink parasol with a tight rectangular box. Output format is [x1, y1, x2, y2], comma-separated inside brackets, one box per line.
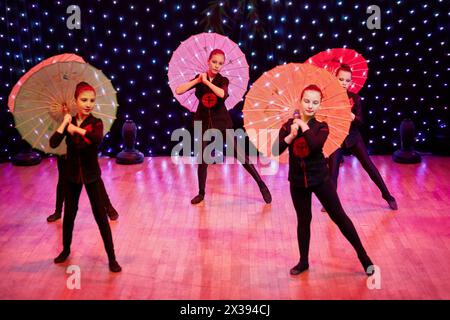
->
[168, 32, 249, 112]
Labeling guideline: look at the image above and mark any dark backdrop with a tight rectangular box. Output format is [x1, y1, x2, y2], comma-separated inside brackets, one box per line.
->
[0, 0, 448, 162]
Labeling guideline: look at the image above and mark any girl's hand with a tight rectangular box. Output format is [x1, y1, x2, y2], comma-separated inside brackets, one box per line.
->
[293, 118, 310, 133]
[67, 123, 77, 135]
[200, 73, 208, 83]
[290, 123, 299, 138]
[55, 113, 72, 134]
[293, 118, 306, 127]
[63, 113, 72, 125]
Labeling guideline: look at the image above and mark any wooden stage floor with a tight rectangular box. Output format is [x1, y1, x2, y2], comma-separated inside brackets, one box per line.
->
[0, 155, 449, 300]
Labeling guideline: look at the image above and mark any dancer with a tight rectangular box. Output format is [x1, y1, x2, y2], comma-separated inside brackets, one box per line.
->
[327, 64, 397, 211]
[273, 85, 374, 276]
[49, 81, 121, 272]
[175, 49, 272, 205]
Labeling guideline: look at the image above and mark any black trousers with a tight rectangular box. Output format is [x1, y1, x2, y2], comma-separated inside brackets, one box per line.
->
[290, 179, 368, 264]
[63, 179, 116, 261]
[55, 156, 67, 213]
[55, 157, 114, 213]
[329, 140, 392, 200]
[197, 130, 263, 194]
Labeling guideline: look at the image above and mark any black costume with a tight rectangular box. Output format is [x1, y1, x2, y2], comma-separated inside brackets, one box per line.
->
[50, 114, 119, 270]
[190, 74, 271, 203]
[273, 117, 373, 275]
[328, 91, 397, 209]
[193, 73, 233, 132]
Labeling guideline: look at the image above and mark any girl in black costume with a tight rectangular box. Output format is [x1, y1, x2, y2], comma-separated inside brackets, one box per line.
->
[273, 84, 374, 276]
[176, 49, 272, 205]
[50, 82, 121, 272]
[327, 64, 397, 211]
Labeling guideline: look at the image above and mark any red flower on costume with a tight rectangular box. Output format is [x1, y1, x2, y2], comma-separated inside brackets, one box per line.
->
[201, 93, 218, 108]
[293, 136, 311, 158]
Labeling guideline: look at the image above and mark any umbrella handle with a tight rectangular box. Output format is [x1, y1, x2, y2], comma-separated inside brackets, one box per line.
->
[62, 103, 69, 114]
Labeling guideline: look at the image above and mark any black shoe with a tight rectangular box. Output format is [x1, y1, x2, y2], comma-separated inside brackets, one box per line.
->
[258, 182, 272, 204]
[385, 197, 398, 210]
[191, 194, 205, 204]
[54, 250, 70, 263]
[47, 212, 62, 222]
[290, 261, 309, 275]
[358, 254, 375, 276]
[107, 206, 119, 221]
[109, 260, 122, 273]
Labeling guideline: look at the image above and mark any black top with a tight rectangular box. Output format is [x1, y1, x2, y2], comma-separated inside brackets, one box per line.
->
[192, 73, 233, 131]
[342, 91, 364, 149]
[50, 114, 103, 184]
[273, 118, 330, 188]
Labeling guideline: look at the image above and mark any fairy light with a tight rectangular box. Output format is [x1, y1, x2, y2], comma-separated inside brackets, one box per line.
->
[0, 1, 447, 162]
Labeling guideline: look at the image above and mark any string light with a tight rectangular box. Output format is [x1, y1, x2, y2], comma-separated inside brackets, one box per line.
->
[0, 1, 447, 161]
